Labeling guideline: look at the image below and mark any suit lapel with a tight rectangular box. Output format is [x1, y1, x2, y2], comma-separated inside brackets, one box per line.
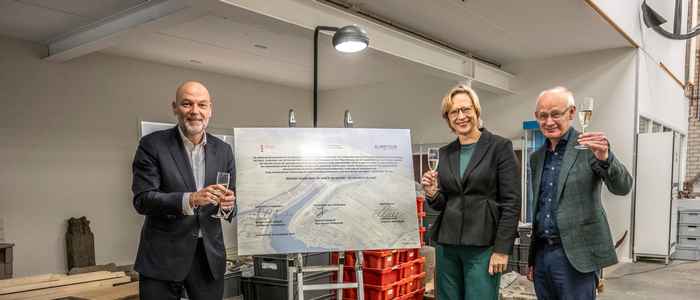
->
[531, 147, 545, 205]
[204, 134, 218, 186]
[444, 140, 463, 190]
[555, 130, 580, 202]
[169, 127, 196, 192]
[461, 130, 492, 186]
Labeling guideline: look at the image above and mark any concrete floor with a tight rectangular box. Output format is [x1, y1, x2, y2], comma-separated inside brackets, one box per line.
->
[598, 260, 700, 300]
[225, 261, 700, 300]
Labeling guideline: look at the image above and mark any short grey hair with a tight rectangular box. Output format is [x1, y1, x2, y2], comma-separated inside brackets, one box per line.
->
[537, 86, 575, 107]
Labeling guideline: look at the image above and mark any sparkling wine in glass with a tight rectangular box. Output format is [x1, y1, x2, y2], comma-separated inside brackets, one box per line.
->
[427, 148, 439, 172]
[575, 97, 594, 150]
[211, 172, 230, 219]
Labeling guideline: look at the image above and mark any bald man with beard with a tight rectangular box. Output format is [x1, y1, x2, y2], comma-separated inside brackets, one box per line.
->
[132, 81, 236, 300]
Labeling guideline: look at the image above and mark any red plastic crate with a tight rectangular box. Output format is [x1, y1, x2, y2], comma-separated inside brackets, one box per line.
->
[416, 196, 425, 214]
[399, 257, 425, 279]
[363, 265, 401, 285]
[364, 282, 400, 300]
[405, 272, 426, 294]
[399, 248, 420, 263]
[419, 227, 427, 246]
[331, 251, 357, 266]
[343, 281, 399, 300]
[397, 272, 426, 296]
[414, 257, 425, 277]
[342, 287, 357, 299]
[396, 249, 406, 263]
[363, 250, 399, 269]
[398, 288, 425, 300]
[332, 266, 358, 283]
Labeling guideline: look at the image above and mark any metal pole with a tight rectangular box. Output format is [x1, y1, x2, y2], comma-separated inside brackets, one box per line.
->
[288, 254, 295, 300]
[314, 27, 319, 128]
[297, 253, 304, 300]
[673, 0, 682, 35]
[313, 26, 339, 128]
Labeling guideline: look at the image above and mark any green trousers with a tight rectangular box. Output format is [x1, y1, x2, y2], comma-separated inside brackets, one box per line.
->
[436, 244, 501, 300]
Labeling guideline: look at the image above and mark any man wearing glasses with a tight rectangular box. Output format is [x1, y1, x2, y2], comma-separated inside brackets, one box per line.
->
[526, 87, 632, 299]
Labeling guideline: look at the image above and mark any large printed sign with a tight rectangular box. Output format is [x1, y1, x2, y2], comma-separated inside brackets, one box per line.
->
[235, 128, 420, 255]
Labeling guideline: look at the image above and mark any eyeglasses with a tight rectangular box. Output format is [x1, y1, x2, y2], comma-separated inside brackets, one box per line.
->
[535, 107, 571, 121]
[448, 106, 474, 118]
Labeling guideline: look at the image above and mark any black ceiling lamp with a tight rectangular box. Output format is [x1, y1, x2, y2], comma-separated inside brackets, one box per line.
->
[314, 25, 369, 127]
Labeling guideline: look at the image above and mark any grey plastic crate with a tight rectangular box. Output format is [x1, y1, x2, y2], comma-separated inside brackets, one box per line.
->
[223, 272, 241, 298]
[241, 272, 333, 300]
[679, 211, 700, 224]
[678, 236, 700, 248]
[673, 246, 700, 261]
[518, 225, 533, 246]
[253, 253, 329, 280]
[518, 244, 530, 264]
[509, 244, 519, 263]
[517, 262, 529, 275]
[679, 224, 700, 237]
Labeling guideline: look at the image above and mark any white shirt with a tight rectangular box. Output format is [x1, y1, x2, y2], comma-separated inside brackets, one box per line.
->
[178, 127, 231, 237]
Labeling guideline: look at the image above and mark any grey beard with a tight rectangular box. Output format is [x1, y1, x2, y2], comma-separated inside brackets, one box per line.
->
[180, 122, 207, 136]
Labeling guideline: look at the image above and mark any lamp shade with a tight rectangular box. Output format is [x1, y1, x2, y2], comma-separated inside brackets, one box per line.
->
[332, 25, 369, 53]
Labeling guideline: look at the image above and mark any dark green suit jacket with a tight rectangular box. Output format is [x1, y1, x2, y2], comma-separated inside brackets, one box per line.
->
[527, 129, 632, 273]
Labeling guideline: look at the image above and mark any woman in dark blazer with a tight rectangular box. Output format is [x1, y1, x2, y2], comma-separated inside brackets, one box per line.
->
[421, 84, 521, 300]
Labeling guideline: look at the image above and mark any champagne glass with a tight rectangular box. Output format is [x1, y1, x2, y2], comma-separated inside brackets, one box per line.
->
[575, 97, 594, 150]
[427, 148, 439, 172]
[426, 147, 440, 195]
[211, 172, 230, 219]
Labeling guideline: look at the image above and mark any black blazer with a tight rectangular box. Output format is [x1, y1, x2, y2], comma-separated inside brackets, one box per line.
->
[131, 126, 236, 281]
[427, 128, 521, 254]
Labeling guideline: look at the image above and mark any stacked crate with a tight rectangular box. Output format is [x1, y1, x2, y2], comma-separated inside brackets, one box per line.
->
[331, 250, 425, 300]
[244, 253, 332, 300]
[0, 243, 13, 280]
[507, 224, 532, 275]
[674, 209, 700, 260]
[329, 196, 428, 300]
[416, 196, 427, 246]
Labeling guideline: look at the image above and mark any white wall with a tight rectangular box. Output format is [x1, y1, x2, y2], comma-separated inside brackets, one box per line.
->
[592, 0, 689, 80]
[638, 51, 690, 133]
[0, 35, 311, 276]
[484, 48, 639, 259]
[318, 75, 459, 145]
[319, 47, 641, 259]
[590, 0, 643, 46]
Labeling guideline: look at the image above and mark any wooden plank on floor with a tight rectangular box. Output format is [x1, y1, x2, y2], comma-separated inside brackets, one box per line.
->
[0, 272, 125, 295]
[0, 274, 65, 289]
[63, 281, 138, 300]
[0, 277, 130, 300]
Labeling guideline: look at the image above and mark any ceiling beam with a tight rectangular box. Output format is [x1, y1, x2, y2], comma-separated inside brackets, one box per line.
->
[220, 0, 514, 94]
[45, 0, 210, 62]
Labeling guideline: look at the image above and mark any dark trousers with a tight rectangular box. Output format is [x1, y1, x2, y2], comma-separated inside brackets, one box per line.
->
[139, 238, 224, 300]
[436, 244, 500, 300]
[533, 243, 596, 300]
